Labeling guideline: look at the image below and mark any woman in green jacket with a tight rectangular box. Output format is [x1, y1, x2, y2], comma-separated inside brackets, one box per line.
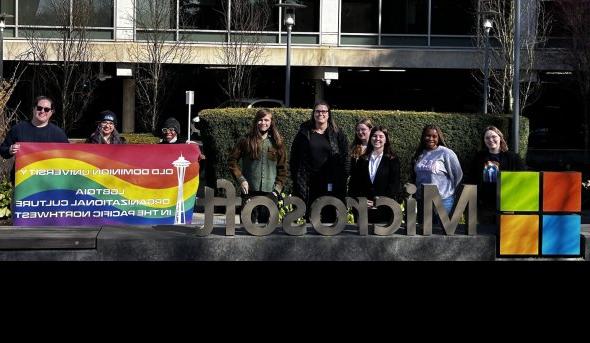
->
[228, 108, 287, 223]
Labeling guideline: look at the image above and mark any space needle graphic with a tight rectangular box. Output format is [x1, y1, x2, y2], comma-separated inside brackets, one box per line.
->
[172, 154, 191, 224]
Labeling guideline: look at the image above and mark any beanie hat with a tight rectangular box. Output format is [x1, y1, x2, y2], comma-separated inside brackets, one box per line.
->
[98, 110, 117, 123]
[163, 117, 181, 134]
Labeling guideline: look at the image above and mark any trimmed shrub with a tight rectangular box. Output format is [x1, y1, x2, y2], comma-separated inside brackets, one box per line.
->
[69, 134, 160, 144]
[198, 108, 529, 195]
[120, 133, 160, 144]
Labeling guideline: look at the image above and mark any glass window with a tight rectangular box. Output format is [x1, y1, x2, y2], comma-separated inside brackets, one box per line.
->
[136, 0, 176, 30]
[180, 0, 225, 30]
[229, 0, 278, 32]
[341, 0, 379, 33]
[73, 0, 113, 28]
[266, 0, 280, 31]
[543, 0, 568, 37]
[382, 0, 428, 34]
[0, 0, 16, 25]
[18, 0, 70, 26]
[280, 0, 319, 32]
[431, 0, 477, 35]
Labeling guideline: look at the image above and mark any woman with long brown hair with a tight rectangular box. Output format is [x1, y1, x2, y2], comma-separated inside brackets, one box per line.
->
[349, 118, 374, 170]
[468, 125, 525, 224]
[349, 126, 400, 223]
[228, 108, 287, 223]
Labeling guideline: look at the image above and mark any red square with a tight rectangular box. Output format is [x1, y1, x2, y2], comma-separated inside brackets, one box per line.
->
[543, 172, 581, 212]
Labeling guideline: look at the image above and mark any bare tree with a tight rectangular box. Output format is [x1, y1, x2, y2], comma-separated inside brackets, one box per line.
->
[0, 75, 23, 139]
[476, 0, 550, 114]
[131, 1, 190, 133]
[554, 0, 590, 153]
[25, 0, 98, 133]
[0, 62, 28, 176]
[219, 0, 272, 101]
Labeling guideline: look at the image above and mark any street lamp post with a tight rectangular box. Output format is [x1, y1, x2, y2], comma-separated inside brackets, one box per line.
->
[482, 18, 493, 114]
[512, 0, 521, 154]
[276, 1, 306, 108]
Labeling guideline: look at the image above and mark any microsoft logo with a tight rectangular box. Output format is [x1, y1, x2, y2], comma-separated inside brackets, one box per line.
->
[499, 171, 582, 256]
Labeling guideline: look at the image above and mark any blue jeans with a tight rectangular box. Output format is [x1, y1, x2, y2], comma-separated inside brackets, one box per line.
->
[440, 196, 455, 214]
[417, 196, 455, 226]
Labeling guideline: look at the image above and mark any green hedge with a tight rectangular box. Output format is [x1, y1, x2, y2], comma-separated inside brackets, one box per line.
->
[120, 133, 160, 144]
[69, 134, 160, 144]
[198, 108, 529, 194]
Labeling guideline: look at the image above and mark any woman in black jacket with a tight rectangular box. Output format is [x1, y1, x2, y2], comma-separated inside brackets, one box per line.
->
[349, 118, 374, 172]
[86, 110, 126, 144]
[469, 125, 526, 224]
[289, 100, 350, 221]
[349, 126, 400, 223]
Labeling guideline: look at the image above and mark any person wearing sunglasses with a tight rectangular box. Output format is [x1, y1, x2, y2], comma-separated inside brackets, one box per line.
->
[85, 110, 126, 144]
[0, 95, 69, 183]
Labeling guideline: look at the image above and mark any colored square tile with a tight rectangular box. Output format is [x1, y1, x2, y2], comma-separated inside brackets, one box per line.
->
[542, 215, 581, 255]
[499, 215, 539, 255]
[543, 172, 582, 212]
[500, 172, 540, 212]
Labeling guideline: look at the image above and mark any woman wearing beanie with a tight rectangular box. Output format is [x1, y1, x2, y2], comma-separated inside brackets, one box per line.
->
[86, 110, 126, 144]
[159, 117, 184, 144]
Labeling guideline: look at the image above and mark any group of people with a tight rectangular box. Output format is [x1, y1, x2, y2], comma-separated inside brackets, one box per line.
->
[0, 96, 202, 183]
[0, 95, 195, 149]
[1, 96, 525, 225]
[229, 100, 526, 225]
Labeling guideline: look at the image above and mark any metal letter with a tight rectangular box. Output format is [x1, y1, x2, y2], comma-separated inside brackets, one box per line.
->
[405, 183, 417, 236]
[346, 197, 369, 236]
[282, 196, 307, 236]
[423, 184, 478, 235]
[241, 196, 279, 236]
[194, 185, 215, 237]
[215, 179, 240, 236]
[453, 185, 478, 235]
[310, 196, 348, 236]
[373, 197, 403, 236]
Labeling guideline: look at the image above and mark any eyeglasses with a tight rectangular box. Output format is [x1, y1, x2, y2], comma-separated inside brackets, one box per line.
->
[162, 128, 176, 133]
[100, 121, 114, 126]
[314, 109, 329, 114]
[36, 106, 52, 113]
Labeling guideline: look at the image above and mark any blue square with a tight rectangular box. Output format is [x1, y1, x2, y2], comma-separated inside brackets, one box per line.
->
[542, 215, 581, 255]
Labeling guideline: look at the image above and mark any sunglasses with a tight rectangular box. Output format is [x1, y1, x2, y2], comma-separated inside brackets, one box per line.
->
[36, 106, 52, 113]
[162, 128, 176, 133]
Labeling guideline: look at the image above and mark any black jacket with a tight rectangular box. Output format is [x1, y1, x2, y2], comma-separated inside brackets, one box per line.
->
[349, 154, 401, 200]
[85, 128, 126, 144]
[289, 122, 350, 204]
[468, 150, 526, 184]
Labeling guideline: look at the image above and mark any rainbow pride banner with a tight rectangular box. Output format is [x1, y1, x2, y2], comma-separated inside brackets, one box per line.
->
[14, 143, 200, 226]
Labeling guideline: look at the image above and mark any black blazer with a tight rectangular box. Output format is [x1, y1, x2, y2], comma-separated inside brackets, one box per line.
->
[349, 154, 401, 200]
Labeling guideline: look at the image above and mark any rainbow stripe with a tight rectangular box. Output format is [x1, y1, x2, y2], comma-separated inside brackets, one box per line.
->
[14, 143, 200, 226]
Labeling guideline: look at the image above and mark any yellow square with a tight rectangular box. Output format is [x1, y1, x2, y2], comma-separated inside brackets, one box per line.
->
[499, 215, 539, 255]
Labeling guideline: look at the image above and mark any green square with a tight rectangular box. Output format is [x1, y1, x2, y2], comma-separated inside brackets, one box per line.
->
[500, 171, 539, 212]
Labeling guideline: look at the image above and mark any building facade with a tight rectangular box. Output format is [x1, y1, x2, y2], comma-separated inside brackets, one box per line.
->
[1, 0, 577, 150]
